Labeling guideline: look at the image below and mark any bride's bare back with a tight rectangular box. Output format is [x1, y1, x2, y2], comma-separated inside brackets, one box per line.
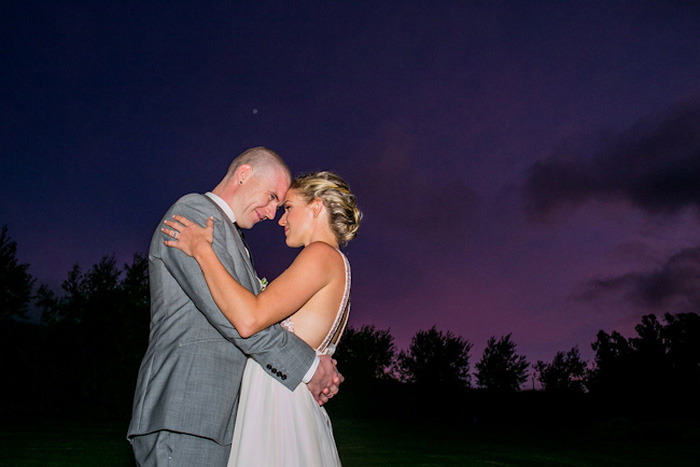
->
[283, 246, 350, 351]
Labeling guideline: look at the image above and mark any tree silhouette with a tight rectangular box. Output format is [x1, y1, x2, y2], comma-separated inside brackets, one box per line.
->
[39, 256, 121, 326]
[475, 333, 528, 391]
[333, 324, 396, 381]
[629, 314, 671, 395]
[589, 312, 700, 401]
[0, 226, 35, 322]
[34, 254, 150, 417]
[662, 312, 700, 392]
[588, 329, 633, 394]
[534, 346, 587, 393]
[396, 326, 472, 388]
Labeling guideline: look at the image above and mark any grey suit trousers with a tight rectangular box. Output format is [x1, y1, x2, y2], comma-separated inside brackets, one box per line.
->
[131, 431, 231, 467]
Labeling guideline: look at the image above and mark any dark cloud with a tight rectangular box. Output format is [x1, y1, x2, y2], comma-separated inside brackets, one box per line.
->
[523, 101, 700, 221]
[577, 246, 700, 313]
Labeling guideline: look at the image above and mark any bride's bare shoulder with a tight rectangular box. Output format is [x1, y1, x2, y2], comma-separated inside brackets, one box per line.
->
[295, 241, 344, 270]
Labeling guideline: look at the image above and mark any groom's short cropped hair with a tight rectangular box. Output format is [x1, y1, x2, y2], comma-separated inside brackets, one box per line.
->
[226, 146, 291, 181]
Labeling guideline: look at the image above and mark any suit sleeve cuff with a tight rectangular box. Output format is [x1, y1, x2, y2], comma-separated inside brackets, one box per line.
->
[302, 355, 320, 383]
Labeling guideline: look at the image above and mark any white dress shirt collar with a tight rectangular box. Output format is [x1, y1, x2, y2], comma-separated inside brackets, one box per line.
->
[205, 192, 236, 224]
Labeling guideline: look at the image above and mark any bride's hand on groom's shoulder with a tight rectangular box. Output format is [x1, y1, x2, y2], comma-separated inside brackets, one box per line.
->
[307, 355, 343, 406]
[162, 215, 214, 258]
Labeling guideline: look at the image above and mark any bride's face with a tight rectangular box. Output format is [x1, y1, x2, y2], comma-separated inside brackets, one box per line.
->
[278, 189, 315, 247]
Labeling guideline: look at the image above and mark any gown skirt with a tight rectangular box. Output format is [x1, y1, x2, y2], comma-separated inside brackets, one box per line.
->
[228, 249, 349, 466]
[227, 357, 342, 466]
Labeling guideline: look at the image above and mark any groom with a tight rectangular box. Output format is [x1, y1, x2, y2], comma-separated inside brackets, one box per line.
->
[128, 147, 342, 466]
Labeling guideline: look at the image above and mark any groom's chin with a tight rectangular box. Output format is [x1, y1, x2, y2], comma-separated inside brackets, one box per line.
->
[238, 217, 255, 229]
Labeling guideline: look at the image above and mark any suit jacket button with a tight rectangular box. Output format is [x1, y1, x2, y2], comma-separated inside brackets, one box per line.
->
[267, 364, 272, 369]
[282, 374, 287, 380]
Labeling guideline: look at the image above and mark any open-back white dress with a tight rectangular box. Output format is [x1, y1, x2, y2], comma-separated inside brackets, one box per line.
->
[227, 250, 351, 467]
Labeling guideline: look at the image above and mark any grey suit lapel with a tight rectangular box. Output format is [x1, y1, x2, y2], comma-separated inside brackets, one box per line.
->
[203, 196, 260, 292]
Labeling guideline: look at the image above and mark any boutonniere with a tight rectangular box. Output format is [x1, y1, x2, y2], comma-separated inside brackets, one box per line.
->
[259, 277, 268, 291]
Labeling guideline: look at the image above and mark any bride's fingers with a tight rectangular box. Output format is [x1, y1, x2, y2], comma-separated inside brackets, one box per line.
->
[162, 219, 182, 231]
[206, 216, 214, 229]
[161, 227, 179, 238]
[171, 214, 191, 226]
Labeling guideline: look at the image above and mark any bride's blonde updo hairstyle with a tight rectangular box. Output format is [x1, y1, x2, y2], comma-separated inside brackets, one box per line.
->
[290, 171, 362, 246]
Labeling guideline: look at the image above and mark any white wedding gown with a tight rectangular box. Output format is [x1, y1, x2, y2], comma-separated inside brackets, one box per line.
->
[227, 250, 351, 467]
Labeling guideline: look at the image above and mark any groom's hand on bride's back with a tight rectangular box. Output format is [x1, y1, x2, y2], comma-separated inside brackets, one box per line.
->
[307, 355, 343, 406]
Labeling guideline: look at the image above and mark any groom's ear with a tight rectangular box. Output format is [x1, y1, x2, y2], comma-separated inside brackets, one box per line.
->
[235, 164, 253, 185]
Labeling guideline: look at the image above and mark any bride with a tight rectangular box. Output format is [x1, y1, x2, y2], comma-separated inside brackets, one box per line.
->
[162, 171, 361, 466]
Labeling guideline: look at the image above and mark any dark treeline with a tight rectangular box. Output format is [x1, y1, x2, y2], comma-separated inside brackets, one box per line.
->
[332, 318, 700, 434]
[2, 226, 150, 421]
[2, 226, 699, 435]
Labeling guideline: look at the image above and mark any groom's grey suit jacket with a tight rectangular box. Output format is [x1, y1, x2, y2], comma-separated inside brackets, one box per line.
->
[128, 193, 315, 445]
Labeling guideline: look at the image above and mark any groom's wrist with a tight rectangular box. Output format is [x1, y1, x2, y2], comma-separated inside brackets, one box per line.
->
[302, 356, 321, 383]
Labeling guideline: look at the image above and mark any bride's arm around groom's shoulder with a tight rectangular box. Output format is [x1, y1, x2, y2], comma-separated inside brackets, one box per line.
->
[155, 193, 316, 391]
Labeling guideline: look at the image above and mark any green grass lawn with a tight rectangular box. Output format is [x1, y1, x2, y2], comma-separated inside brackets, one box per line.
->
[0, 421, 134, 467]
[334, 417, 699, 466]
[1, 417, 698, 466]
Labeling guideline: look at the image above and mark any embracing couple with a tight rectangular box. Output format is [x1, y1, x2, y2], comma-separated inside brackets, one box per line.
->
[127, 147, 361, 466]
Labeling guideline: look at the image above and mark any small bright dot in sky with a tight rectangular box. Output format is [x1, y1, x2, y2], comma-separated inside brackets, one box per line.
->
[252, 109, 258, 114]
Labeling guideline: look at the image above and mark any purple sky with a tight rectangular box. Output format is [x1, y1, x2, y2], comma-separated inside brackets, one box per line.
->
[3, 2, 699, 368]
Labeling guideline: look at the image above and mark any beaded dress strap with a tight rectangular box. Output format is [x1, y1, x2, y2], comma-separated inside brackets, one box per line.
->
[316, 249, 351, 356]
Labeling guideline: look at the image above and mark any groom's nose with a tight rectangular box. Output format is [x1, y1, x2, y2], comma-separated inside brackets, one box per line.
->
[263, 203, 277, 221]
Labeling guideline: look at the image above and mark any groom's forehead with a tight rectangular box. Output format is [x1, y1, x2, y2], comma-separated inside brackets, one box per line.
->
[268, 168, 291, 197]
